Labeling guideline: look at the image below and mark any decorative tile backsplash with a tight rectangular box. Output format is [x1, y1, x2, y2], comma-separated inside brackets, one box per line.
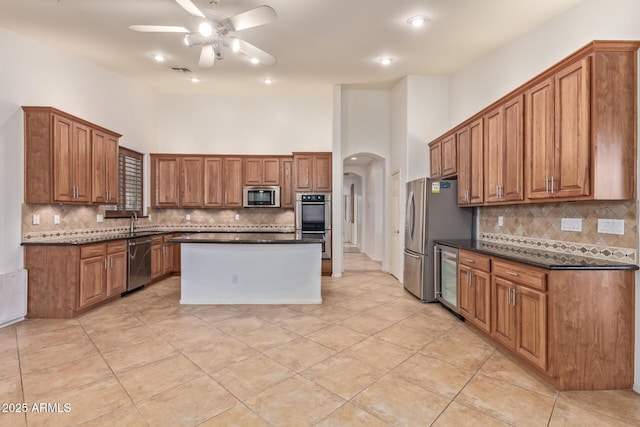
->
[22, 204, 295, 242]
[478, 201, 638, 262]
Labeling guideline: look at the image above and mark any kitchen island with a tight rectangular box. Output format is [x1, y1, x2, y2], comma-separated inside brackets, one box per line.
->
[169, 233, 322, 304]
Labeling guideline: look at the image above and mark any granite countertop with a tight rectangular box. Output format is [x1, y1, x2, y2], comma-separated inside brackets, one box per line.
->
[436, 239, 638, 270]
[170, 232, 320, 244]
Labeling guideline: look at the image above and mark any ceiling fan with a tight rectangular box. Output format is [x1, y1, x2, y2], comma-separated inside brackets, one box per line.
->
[129, 0, 277, 68]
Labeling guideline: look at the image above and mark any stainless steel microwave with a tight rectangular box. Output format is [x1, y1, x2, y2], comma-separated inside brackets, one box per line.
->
[243, 186, 281, 208]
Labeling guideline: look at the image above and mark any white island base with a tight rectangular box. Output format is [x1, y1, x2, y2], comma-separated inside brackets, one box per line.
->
[179, 243, 322, 304]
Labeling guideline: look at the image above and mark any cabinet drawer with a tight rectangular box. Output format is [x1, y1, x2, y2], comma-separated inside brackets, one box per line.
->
[459, 250, 491, 272]
[493, 260, 547, 291]
[80, 243, 105, 259]
[107, 240, 126, 254]
[152, 236, 163, 246]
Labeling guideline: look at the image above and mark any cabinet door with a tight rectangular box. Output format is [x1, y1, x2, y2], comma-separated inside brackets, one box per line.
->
[263, 158, 280, 185]
[294, 155, 313, 192]
[52, 115, 75, 202]
[472, 269, 492, 334]
[484, 107, 503, 203]
[429, 142, 442, 178]
[72, 122, 92, 203]
[223, 157, 243, 207]
[163, 243, 174, 275]
[456, 127, 471, 204]
[151, 243, 163, 279]
[492, 276, 517, 349]
[458, 264, 473, 319]
[313, 154, 332, 192]
[516, 286, 547, 370]
[526, 78, 555, 200]
[554, 58, 591, 198]
[181, 157, 203, 207]
[153, 157, 180, 207]
[244, 158, 263, 185]
[106, 251, 126, 297]
[203, 157, 223, 207]
[91, 130, 108, 204]
[441, 134, 457, 177]
[281, 158, 294, 208]
[468, 119, 484, 204]
[79, 255, 106, 309]
[502, 96, 524, 202]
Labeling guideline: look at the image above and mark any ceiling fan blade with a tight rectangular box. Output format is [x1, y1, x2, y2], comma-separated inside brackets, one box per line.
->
[199, 44, 215, 68]
[237, 39, 276, 67]
[224, 5, 277, 31]
[129, 25, 189, 33]
[174, 0, 206, 18]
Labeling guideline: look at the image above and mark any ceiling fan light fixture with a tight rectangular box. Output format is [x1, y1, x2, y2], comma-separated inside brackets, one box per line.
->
[231, 38, 240, 53]
[250, 57, 260, 65]
[407, 15, 429, 27]
[198, 21, 213, 37]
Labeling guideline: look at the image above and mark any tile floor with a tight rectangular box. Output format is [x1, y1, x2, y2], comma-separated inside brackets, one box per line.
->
[1, 272, 639, 426]
[343, 251, 382, 272]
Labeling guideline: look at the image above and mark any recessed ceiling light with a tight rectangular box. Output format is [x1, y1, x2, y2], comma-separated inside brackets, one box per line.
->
[250, 57, 260, 65]
[351, 157, 358, 160]
[407, 15, 429, 27]
[264, 78, 273, 85]
[380, 57, 393, 66]
[190, 77, 200, 83]
[153, 54, 166, 62]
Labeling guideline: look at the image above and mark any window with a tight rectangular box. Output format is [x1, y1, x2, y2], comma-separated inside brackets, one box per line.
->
[105, 147, 143, 217]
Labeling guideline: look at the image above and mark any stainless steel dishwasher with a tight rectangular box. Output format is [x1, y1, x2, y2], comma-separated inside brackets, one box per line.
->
[127, 237, 152, 291]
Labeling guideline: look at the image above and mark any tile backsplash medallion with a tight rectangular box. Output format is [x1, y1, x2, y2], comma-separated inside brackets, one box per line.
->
[478, 200, 637, 263]
[22, 204, 294, 242]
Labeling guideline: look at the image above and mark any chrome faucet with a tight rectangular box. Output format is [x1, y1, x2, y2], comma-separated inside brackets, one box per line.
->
[130, 212, 137, 234]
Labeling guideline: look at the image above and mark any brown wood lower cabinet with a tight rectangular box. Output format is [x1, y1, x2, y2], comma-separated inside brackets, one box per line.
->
[457, 250, 633, 391]
[25, 240, 126, 318]
[151, 234, 181, 283]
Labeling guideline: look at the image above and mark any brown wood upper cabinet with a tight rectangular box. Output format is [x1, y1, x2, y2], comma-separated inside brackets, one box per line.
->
[243, 157, 280, 186]
[429, 134, 456, 178]
[223, 157, 243, 207]
[151, 155, 204, 208]
[280, 156, 294, 208]
[23, 106, 121, 205]
[293, 152, 332, 192]
[484, 95, 524, 204]
[457, 119, 484, 205]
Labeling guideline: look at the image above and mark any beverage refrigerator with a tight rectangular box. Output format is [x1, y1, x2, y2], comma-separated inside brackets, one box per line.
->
[403, 178, 474, 304]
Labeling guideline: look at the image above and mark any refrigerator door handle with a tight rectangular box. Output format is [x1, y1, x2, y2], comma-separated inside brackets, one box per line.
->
[406, 190, 415, 242]
[404, 251, 421, 259]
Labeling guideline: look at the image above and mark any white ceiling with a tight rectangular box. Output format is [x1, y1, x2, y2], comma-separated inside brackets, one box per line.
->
[0, 0, 585, 94]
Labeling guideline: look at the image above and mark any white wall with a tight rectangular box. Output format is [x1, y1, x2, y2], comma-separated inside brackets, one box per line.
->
[362, 159, 384, 261]
[341, 90, 390, 160]
[0, 27, 157, 272]
[156, 92, 332, 154]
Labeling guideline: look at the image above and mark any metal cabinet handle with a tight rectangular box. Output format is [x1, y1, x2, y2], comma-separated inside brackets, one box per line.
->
[551, 176, 555, 195]
[545, 176, 549, 194]
[465, 259, 475, 263]
[467, 270, 472, 285]
[110, 258, 113, 269]
[506, 271, 519, 276]
[104, 259, 107, 270]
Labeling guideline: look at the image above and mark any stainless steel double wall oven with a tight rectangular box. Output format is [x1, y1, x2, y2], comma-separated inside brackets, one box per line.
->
[295, 193, 331, 259]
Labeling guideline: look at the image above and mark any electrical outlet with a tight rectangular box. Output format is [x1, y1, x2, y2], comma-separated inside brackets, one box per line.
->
[498, 216, 504, 227]
[561, 218, 582, 232]
[32, 214, 40, 225]
[54, 214, 60, 225]
[235, 214, 240, 221]
[186, 214, 191, 221]
[597, 219, 624, 235]
[96, 214, 104, 223]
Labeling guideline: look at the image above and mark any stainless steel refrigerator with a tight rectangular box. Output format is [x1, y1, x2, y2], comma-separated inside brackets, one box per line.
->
[403, 178, 474, 302]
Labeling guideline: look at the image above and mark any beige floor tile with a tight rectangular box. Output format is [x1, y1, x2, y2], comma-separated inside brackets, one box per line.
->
[79, 311, 144, 334]
[263, 337, 335, 372]
[134, 305, 189, 324]
[375, 323, 440, 351]
[277, 314, 329, 335]
[343, 337, 414, 371]
[22, 353, 113, 402]
[549, 398, 636, 427]
[398, 310, 461, 334]
[393, 353, 474, 399]
[246, 375, 344, 427]
[199, 403, 270, 426]
[335, 297, 383, 313]
[479, 351, 557, 397]
[383, 297, 427, 313]
[0, 376, 26, 427]
[440, 323, 495, 347]
[89, 324, 159, 352]
[17, 325, 88, 353]
[242, 305, 300, 322]
[0, 349, 20, 382]
[420, 336, 494, 371]
[315, 402, 389, 427]
[182, 336, 257, 374]
[146, 314, 210, 337]
[211, 354, 294, 400]
[19, 337, 99, 374]
[285, 303, 324, 313]
[301, 354, 385, 400]
[191, 305, 243, 323]
[25, 377, 131, 427]
[455, 374, 556, 426]
[116, 354, 205, 402]
[306, 324, 368, 351]
[338, 312, 395, 335]
[364, 304, 415, 322]
[79, 404, 147, 427]
[556, 390, 640, 425]
[214, 316, 267, 336]
[308, 305, 358, 323]
[432, 402, 512, 427]
[100, 338, 179, 373]
[234, 324, 299, 351]
[15, 319, 80, 338]
[161, 324, 228, 352]
[351, 374, 450, 426]
[136, 376, 238, 427]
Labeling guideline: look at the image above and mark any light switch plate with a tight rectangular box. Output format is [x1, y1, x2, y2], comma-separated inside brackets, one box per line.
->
[96, 214, 104, 223]
[597, 219, 624, 235]
[54, 214, 60, 225]
[32, 214, 40, 225]
[186, 214, 191, 221]
[498, 216, 504, 227]
[561, 218, 582, 232]
[235, 214, 240, 221]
